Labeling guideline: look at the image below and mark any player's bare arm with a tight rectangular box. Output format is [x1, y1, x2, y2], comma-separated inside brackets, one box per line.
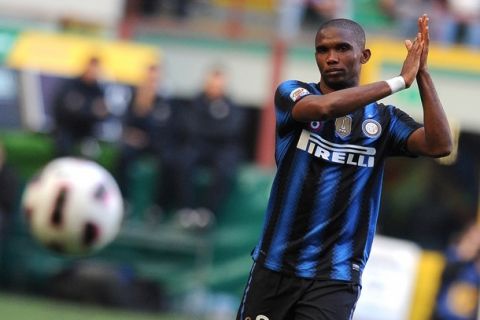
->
[292, 28, 425, 122]
[406, 14, 453, 157]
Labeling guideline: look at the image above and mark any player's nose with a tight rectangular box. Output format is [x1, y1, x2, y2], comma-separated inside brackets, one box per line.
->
[325, 50, 339, 63]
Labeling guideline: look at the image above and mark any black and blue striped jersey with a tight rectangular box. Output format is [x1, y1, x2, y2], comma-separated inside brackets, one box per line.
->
[252, 79, 422, 283]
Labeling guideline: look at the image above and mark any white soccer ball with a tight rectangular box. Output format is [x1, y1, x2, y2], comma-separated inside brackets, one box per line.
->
[21, 157, 124, 256]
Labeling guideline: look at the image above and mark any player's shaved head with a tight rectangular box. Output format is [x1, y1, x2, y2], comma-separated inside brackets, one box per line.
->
[316, 18, 366, 49]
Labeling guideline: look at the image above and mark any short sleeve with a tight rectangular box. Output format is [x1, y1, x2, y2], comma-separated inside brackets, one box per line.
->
[387, 106, 422, 157]
[274, 80, 313, 133]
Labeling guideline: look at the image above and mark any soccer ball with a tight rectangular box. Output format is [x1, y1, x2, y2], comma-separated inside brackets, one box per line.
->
[21, 157, 124, 256]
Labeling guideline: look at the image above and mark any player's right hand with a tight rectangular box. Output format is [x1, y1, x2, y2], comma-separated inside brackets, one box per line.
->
[399, 29, 424, 88]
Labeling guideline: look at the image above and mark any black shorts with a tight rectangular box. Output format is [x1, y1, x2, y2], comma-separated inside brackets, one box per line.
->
[237, 263, 362, 320]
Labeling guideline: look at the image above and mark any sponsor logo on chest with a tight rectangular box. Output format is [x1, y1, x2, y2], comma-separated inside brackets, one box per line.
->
[297, 129, 376, 167]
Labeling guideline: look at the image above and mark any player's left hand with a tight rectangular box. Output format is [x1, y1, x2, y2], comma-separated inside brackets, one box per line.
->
[418, 14, 429, 72]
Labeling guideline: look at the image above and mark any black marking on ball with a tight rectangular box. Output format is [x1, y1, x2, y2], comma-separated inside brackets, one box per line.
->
[93, 184, 107, 201]
[83, 222, 99, 246]
[51, 187, 68, 227]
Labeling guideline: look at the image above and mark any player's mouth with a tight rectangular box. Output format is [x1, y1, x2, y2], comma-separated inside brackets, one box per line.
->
[324, 68, 344, 75]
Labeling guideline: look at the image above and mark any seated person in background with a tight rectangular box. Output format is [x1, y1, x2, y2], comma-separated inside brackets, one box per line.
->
[170, 67, 245, 229]
[52, 56, 109, 158]
[116, 64, 174, 202]
[0, 141, 19, 222]
[0, 141, 20, 267]
[440, 0, 480, 48]
[432, 221, 480, 320]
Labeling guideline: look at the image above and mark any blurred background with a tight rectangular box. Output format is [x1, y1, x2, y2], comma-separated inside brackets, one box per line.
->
[0, 0, 479, 319]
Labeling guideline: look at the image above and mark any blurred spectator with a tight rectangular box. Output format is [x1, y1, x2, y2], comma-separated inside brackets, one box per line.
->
[52, 56, 109, 158]
[170, 67, 245, 228]
[380, 0, 433, 37]
[438, 0, 480, 47]
[380, 0, 480, 47]
[127, 0, 192, 20]
[278, 0, 352, 42]
[379, 0, 443, 39]
[432, 222, 480, 320]
[158, 0, 192, 20]
[0, 141, 19, 226]
[0, 141, 20, 285]
[116, 64, 174, 200]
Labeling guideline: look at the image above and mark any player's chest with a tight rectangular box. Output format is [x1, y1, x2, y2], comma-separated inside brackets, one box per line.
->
[297, 117, 386, 168]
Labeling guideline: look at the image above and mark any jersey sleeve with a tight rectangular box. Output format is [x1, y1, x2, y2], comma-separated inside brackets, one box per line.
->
[386, 106, 423, 157]
[274, 80, 313, 132]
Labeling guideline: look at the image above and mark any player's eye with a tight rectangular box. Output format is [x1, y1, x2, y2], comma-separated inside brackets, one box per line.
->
[316, 46, 328, 54]
[337, 44, 351, 52]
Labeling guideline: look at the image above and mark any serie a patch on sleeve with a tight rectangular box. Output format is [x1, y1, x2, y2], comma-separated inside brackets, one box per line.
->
[289, 87, 310, 102]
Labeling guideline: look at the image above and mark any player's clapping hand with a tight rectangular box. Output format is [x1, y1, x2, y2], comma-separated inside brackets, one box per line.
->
[399, 14, 427, 88]
[417, 14, 430, 72]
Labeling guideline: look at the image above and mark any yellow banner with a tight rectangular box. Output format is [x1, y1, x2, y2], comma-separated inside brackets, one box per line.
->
[213, 0, 275, 11]
[7, 31, 160, 85]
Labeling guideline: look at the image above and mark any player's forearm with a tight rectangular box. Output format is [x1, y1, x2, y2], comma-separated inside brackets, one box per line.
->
[293, 81, 392, 121]
[417, 70, 452, 156]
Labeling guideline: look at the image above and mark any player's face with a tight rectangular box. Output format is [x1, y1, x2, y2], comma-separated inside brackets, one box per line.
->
[315, 26, 370, 92]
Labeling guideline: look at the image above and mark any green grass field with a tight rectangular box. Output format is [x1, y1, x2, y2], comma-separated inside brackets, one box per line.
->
[0, 292, 190, 320]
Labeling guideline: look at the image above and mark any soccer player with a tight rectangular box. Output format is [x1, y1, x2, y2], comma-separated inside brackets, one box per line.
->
[237, 14, 452, 320]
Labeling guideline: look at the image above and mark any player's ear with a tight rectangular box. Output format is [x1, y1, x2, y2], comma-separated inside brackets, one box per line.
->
[360, 49, 371, 64]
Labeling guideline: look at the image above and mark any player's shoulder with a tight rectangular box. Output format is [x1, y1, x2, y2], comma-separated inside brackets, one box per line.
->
[376, 102, 408, 115]
[371, 102, 415, 124]
[277, 79, 314, 92]
[370, 102, 398, 115]
[276, 79, 316, 103]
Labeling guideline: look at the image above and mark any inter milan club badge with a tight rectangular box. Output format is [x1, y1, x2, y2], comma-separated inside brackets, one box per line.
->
[309, 121, 322, 132]
[362, 119, 382, 138]
[335, 116, 352, 138]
